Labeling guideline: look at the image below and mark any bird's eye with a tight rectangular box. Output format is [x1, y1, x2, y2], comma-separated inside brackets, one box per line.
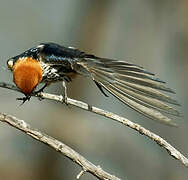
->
[7, 59, 14, 69]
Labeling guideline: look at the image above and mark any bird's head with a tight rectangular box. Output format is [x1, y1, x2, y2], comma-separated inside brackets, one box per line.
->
[7, 44, 45, 95]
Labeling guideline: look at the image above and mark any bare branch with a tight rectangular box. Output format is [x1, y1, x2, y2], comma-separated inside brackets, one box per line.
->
[0, 81, 188, 170]
[0, 112, 120, 180]
[38, 91, 188, 168]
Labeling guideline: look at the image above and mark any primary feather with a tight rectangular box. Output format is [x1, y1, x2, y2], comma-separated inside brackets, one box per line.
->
[74, 57, 180, 126]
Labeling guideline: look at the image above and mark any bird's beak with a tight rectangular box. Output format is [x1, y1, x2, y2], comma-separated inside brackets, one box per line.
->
[7, 58, 14, 70]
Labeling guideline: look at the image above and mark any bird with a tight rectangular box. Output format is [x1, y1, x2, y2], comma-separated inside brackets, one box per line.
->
[7, 42, 181, 126]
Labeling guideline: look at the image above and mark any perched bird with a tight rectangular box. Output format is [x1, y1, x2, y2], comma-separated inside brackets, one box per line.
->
[7, 43, 181, 125]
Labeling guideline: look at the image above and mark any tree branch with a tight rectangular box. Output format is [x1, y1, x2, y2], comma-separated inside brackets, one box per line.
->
[37, 91, 188, 168]
[0, 112, 120, 180]
[0, 81, 188, 178]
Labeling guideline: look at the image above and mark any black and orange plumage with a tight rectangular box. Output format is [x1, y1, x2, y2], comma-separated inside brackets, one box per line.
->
[12, 57, 43, 95]
[7, 43, 181, 125]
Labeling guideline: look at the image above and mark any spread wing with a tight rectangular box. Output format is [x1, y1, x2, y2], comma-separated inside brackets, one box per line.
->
[73, 57, 181, 126]
[37, 43, 181, 126]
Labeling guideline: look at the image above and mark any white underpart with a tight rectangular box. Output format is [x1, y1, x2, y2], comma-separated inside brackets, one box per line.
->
[39, 61, 59, 80]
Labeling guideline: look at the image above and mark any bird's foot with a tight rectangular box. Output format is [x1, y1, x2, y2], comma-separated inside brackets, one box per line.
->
[16, 95, 31, 105]
[33, 90, 44, 101]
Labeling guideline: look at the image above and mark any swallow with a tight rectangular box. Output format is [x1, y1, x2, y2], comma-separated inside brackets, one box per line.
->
[7, 42, 181, 125]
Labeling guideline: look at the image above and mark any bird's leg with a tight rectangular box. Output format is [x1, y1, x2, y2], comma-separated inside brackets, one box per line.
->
[16, 94, 31, 105]
[62, 81, 68, 105]
[34, 83, 49, 101]
[34, 83, 48, 94]
[16, 83, 47, 104]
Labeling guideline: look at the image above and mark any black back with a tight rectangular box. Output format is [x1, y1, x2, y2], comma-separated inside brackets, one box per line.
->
[40, 43, 86, 60]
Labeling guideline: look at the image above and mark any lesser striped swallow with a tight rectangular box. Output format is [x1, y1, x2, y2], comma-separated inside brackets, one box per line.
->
[7, 42, 181, 125]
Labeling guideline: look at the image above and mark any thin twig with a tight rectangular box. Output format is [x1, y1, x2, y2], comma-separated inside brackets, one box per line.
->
[38, 92, 188, 168]
[77, 168, 87, 179]
[0, 82, 188, 169]
[0, 113, 120, 180]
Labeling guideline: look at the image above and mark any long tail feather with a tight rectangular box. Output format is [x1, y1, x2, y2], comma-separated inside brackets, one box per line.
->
[76, 58, 181, 126]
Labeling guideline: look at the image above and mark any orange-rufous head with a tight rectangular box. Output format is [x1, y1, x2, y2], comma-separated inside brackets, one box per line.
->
[7, 57, 43, 95]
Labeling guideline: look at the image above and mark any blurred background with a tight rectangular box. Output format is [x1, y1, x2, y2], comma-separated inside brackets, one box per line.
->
[0, 0, 187, 179]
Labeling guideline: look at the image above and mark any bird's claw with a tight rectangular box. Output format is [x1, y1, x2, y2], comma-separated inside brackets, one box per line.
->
[35, 92, 45, 101]
[16, 95, 31, 105]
